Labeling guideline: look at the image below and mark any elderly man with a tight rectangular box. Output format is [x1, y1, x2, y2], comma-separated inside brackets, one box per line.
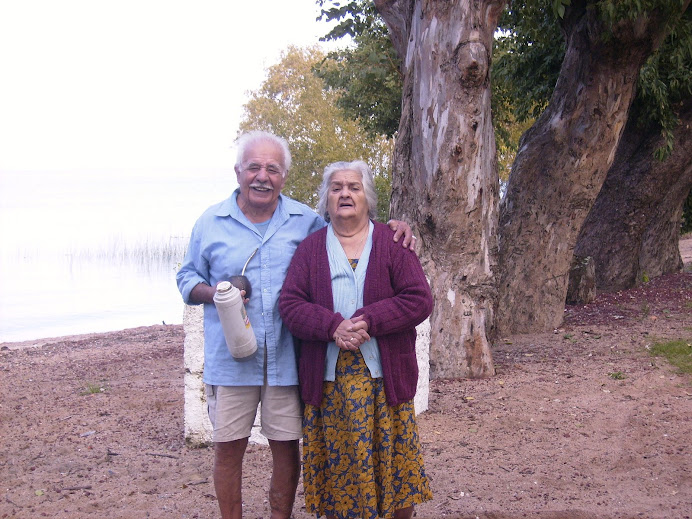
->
[176, 131, 414, 519]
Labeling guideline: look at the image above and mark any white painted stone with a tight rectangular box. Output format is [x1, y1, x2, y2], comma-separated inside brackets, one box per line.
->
[182, 304, 267, 446]
[414, 317, 430, 415]
[183, 307, 431, 446]
[182, 304, 212, 446]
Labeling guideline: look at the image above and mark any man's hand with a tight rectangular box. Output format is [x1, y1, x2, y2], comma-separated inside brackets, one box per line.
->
[387, 219, 417, 251]
[190, 282, 249, 305]
[190, 283, 216, 305]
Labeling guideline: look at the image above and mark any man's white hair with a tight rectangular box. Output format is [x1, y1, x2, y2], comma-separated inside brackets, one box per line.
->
[235, 131, 292, 175]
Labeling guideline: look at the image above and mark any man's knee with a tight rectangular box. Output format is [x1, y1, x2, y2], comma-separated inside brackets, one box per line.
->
[214, 438, 248, 468]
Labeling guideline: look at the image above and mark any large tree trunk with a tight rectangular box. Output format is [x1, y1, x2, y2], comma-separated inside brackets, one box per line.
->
[376, 0, 505, 379]
[496, 0, 686, 335]
[574, 98, 692, 292]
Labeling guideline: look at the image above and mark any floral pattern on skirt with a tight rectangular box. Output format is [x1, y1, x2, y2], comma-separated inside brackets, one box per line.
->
[302, 349, 432, 518]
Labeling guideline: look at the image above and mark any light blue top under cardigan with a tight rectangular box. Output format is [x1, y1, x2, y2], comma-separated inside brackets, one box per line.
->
[324, 221, 383, 381]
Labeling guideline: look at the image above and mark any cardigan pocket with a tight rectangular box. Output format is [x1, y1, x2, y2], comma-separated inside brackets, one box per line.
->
[298, 344, 324, 407]
[382, 330, 419, 406]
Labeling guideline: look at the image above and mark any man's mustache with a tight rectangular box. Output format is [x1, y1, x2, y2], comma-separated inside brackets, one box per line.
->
[249, 183, 273, 190]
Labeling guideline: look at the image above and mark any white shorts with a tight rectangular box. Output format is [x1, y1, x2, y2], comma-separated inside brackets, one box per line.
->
[205, 383, 302, 442]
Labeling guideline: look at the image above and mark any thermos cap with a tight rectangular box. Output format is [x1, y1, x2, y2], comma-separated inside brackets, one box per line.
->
[216, 281, 232, 293]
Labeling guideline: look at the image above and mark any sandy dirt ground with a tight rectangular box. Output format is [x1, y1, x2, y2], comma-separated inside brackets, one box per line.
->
[1, 239, 691, 519]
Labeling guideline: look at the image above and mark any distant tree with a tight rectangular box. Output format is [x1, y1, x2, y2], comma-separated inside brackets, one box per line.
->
[239, 45, 394, 221]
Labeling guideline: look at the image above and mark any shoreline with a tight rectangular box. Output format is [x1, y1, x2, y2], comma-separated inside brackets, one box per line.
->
[3, 236, 690, 352]
[0, 323, 183, 351]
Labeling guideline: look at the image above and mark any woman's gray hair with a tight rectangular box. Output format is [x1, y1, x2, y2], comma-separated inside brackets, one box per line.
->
[234, 131, 292, 175]
[317, 160, 378, 222]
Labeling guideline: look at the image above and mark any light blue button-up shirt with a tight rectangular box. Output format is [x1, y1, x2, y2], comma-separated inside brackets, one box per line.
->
[324, 221, 383, 381]
[177, 190, 325, 386]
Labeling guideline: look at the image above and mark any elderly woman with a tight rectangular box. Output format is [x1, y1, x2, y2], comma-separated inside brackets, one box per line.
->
[278, 160, 433, 519]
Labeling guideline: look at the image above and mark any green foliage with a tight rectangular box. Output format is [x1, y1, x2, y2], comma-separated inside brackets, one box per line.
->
[318, 0, 381, 40]
[597, 0, 687, 27]
[649, 338, 692, 374]
[494, 3, 564, 124]
[239, 45, 394, 221]
[491, 3, 566, 178]
[633, 8, 692, 160]
[493, 3, 565, 178]
[491, 77, 535, 179]
[315, 1, 401, 138]
[551, 0, 571, 19]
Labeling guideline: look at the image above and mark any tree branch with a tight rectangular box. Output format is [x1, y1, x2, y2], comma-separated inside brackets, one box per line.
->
[374, 0, 414, 58]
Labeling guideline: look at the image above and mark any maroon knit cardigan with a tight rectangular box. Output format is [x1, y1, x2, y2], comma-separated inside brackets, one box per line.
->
[278, 221, 433, 407]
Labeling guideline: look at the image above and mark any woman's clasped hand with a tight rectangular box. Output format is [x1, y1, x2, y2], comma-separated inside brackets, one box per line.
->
[332, 315, 369, 350]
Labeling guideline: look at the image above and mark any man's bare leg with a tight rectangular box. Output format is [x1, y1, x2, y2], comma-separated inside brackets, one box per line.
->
[214, 438, 249, 519]
[268, 439, 300, 519]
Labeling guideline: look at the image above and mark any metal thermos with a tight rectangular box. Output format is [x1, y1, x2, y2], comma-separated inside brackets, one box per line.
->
[213, 281, 257, 358]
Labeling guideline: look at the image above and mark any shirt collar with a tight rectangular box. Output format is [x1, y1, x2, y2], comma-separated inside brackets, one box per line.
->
[214, 188, 310, 226]
[213, 189, 306, 219]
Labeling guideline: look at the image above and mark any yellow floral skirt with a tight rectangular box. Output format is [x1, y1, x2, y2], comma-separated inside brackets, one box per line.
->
[302, 349, 432, 519]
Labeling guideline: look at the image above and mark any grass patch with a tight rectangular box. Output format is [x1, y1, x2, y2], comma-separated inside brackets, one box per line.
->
[649, 339, 692, 374]
[608, 371, 626, 380]
[81, 381, 107, 395]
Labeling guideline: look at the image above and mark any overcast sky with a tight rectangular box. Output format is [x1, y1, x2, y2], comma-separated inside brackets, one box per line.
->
[0, 0, 336, 172]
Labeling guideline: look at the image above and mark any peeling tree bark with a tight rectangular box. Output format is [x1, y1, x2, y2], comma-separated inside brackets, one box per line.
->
[496, 0, 686, 335]
[574, 98, 692, 292]
[376, 0, 505, 379]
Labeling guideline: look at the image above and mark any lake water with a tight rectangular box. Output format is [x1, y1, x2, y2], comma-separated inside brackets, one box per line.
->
[0, 169, 237, 343]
